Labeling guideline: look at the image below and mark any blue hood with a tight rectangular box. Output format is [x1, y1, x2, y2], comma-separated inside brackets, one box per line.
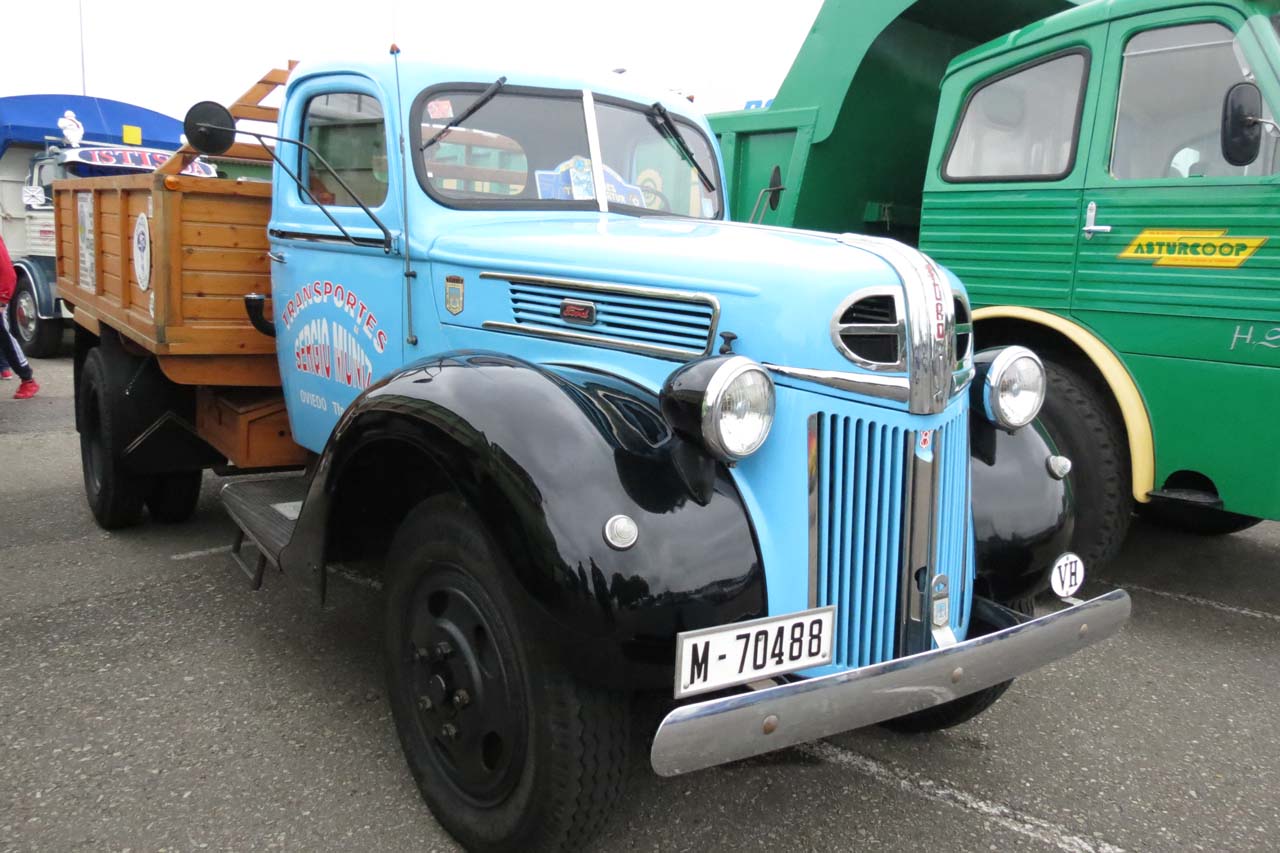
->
[426, 214, 931, 379]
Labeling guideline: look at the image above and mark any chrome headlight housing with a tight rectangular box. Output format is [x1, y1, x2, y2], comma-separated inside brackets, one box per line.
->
[661, 355, 776, 462]
[974, 346, 1046, 430]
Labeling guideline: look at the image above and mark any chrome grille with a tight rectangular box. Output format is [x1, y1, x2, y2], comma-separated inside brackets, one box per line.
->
[811, 413, 908, 668]
[810, 402, 973, 669]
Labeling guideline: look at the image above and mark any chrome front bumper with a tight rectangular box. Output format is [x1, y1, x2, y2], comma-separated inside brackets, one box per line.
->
[650, 589, 1130, 776]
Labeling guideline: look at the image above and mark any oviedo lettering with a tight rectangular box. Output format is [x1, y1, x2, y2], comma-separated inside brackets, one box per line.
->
[280, 280, 388, 354]
[1118, 229, 1267, 269]
[293, 317, 375, 390]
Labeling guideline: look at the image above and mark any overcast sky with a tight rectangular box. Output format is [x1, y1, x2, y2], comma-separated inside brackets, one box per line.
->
[0, 0, 822, 120]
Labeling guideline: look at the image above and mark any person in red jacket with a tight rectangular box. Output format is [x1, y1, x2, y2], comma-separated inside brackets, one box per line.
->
[0, 234, 39, 399]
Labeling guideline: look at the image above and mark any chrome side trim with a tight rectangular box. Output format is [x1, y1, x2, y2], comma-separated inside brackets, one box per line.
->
[482, 321, 705, 361]
[836, 234, 955, 415]
[650, 589, 1132, 776]
[807, 414, 821, 609]
[764, 363, 910, 403]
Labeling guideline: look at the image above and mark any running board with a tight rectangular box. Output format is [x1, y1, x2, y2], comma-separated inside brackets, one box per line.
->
[221, 475, 308, 589]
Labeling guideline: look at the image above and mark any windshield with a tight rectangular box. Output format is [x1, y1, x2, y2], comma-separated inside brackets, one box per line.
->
[414, 86, 721, 219]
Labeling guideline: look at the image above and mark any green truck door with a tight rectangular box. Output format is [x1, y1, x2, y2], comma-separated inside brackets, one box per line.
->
[1075, 8, 1280, 515]
[920, 27, 1105, 313]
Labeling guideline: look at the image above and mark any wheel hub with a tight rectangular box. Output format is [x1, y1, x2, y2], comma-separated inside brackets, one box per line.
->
[14, 290, 36, 342]
[405, 577, 524, 805]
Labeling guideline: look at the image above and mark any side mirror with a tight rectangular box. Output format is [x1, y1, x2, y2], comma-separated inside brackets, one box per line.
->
[1222, 82, 1263, 167]
[183, 101, 236, 156]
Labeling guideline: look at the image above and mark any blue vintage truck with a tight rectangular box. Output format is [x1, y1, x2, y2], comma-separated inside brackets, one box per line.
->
[57, 58, 1130, 852]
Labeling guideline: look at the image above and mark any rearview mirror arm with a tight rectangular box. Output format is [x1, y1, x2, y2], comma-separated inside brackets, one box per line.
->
[195, 122, 394, 253]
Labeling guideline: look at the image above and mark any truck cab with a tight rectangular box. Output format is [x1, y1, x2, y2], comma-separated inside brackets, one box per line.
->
[58, 58, 1129, 852]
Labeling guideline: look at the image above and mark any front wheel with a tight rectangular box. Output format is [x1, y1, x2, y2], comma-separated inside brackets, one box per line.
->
[9, 278, 62, 358]
[1036, 360, 1132, 570]
[384, 496, 629, 853]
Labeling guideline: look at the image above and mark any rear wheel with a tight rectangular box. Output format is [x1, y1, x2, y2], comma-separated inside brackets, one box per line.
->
[9, 277, 62, 358]
[78, 348, 147, 529]
[147, 470, 203, 523]
[384, 497, 629, 853]
[1036, 360, 1132, 571]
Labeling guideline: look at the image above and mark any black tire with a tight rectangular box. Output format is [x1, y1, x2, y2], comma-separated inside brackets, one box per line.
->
[881, 679, 1014, 734]
[78, 348, 147, 529]
[147, 470, 203, 523]
[1003, 595, 1037, 618]
[384, 496, 629, 853]
[1138, 501, 1262, 536]
[1036, 360, 1132, 571]
[9, 277, 62, 358]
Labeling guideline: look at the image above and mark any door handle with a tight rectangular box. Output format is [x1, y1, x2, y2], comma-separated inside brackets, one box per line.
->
[1082, 201, 1111, 239]
[267, 251, 286, 264]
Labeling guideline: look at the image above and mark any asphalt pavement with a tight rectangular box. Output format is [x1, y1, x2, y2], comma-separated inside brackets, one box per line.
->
[2, 353, 1278, 852]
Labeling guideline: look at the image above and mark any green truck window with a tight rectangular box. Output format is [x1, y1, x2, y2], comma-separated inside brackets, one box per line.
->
[1111, 22, 1279, 179]
[944, 51, 1087, 181]
[300, 92, 389, 208]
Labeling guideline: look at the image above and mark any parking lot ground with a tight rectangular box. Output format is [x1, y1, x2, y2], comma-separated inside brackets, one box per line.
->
[2, 356, 1278, 852]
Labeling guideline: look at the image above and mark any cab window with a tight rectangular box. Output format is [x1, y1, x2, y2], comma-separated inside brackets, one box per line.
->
[300, 92, 389, 208]
[944, 51, 1088, 181]
[595, 101, 721, 218]
[1110, 22, 1280, 179]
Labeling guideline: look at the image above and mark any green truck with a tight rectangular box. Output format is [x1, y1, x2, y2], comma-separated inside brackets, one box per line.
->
[712, 0, 1280, 568]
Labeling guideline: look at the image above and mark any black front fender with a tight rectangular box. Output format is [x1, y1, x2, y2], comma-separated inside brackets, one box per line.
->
[280, 351, 766, 690]
[970, 415, 1074, 603]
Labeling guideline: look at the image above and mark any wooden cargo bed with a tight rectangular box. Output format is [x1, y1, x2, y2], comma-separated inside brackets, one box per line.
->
[56, 172, 279, 386]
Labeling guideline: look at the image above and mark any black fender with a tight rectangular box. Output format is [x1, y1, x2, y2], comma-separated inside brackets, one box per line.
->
[14, 256, 58, 318]
[279, 351, 766, 691]
[969, 414, 1073, 603]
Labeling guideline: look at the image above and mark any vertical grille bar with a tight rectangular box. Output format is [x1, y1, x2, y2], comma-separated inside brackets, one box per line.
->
[934, 418, 974, 638]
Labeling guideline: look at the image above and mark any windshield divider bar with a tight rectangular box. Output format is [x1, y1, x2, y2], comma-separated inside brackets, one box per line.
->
[582, 90, 608, 214]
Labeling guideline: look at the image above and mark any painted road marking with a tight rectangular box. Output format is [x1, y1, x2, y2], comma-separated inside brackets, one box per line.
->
[170, 545, 233, 561]
[800, 741, 1126, 853]
[1102, 581, 1280, 624]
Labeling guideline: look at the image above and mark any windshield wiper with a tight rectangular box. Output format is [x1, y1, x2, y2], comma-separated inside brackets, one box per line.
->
[421, 76, 507, 152]
[647, 102, 716, 193]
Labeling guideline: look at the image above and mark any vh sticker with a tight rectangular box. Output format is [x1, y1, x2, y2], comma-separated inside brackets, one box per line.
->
[1050, 552, 1085, 599]
[1118, 229, 1267, 269]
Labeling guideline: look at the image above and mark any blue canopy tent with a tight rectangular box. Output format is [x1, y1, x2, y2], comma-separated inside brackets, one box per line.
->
[0, 94, 182, 158]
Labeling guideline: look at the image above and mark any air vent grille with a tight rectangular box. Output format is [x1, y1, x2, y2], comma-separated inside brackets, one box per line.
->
[831, 289, 904, 370]
[954, 296, 972, 365]
[506, 280, 716, 358]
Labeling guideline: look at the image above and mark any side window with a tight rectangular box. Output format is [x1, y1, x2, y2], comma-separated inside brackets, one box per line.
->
[945, 52, 1088, 181]
[300, 92, 389, 208]
[1111, 22, 1280, 179]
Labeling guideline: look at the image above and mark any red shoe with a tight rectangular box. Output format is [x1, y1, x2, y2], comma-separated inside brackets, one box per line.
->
[13, 379, 38, 399]
[0, 369, 11, 379]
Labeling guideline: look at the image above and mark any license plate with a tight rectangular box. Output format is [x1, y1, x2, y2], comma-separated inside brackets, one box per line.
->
[674, 606, 835, 699]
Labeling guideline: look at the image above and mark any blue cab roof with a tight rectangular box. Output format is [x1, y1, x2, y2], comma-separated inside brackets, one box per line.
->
[0, 94, 183, 158]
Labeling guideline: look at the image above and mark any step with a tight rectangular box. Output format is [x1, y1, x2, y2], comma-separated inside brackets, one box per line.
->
[221, 475, 309, 584]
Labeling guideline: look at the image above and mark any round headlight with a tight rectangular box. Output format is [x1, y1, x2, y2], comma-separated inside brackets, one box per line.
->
[982, 346, 1046, 430]
[701, 356, 776, 461]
